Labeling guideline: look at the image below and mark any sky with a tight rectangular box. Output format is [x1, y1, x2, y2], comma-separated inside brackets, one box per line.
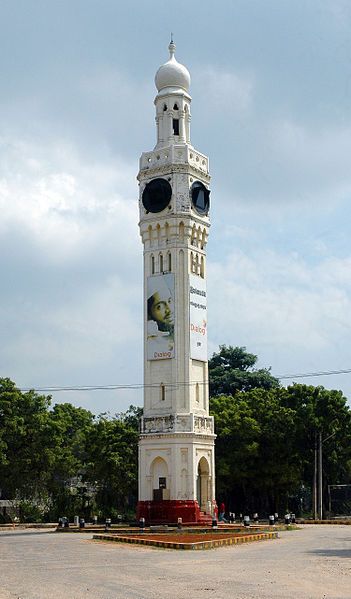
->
[1, 0, 351, 414]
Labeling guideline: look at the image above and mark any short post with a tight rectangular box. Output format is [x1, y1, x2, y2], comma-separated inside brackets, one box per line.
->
[269, 515, 275, 526]
[74, 515, 79, 526]
[139, 517, 145, 532]
[274, 512, 279, 523]
[92, 515, 98, 525]
[284, 513, 291, 525]
[79, 518, 85, 529]
[177, 517, 182, 530]
[291, 513, 296, 524]
[244, 515, 250, 527]
[253, 512, 258, 523]
[105, 517, 112, 529]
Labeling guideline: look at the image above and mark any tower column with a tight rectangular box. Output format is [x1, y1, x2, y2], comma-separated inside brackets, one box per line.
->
[137, 40, 216, 524]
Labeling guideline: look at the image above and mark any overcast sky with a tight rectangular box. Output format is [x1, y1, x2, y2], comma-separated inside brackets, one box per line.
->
[1, 0, 351, 414]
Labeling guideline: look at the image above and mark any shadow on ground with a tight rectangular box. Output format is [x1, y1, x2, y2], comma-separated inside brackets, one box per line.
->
[308, 549, 351, 558]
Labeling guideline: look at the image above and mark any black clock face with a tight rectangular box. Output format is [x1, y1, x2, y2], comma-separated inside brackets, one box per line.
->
[191, 181, 210, 215]
[142, 178, 172, 213]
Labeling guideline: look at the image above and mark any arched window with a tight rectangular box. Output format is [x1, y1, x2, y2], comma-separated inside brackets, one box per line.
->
[200, 256, 205, 278]
[163, 104, 167, 111]
[151, 255, 155, 274]
[191, 224, 197, 246]
[168, 252, 172, 271]
[160, 253, 163, 272]
[173, 103, 179, 110]
[179, 222, 185, 242]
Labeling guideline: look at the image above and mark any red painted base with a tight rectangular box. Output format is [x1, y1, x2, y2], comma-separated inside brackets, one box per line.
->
[136, 500, 218, 525]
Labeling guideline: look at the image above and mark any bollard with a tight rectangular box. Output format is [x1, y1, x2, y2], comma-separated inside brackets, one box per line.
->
[74, 515, 79, 526]
[244, 515, 250, 527]
[269, 515, 275, 526]
[284, 513, 291, 525]
[92, 515, 98, 525]
[274, 512, 279, 523]
[291, 513, 296, 524]
[105, 518, 112, 529]
[139, 517, 145, 531]
[239, 513, 243, 523]
[177, 517, 182, 530]
[253, 512, 258, 523]
[79, 518, 85, 528]
[212, 518, 218, 528]
[229, 512, 235, 524]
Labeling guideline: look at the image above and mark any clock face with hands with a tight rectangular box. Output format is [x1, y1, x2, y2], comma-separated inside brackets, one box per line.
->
[191, 181, 210, 215]
[142, 178, 172, 213]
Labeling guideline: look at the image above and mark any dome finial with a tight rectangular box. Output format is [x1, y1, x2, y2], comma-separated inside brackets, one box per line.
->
[169, 34, 176, 59]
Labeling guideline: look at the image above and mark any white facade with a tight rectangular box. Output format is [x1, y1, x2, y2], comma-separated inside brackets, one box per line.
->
[137, 41, 216, 516]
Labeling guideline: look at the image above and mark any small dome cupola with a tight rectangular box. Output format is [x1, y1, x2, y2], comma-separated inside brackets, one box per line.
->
[155, 39, 191, 93]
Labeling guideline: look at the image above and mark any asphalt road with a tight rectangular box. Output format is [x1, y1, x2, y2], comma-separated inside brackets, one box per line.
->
[0, 525, 350, 599]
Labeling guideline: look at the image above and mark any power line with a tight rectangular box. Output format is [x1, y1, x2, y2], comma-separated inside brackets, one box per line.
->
[19, 367, 351, 393]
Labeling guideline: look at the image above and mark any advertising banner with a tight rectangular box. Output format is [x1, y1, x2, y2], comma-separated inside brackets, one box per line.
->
[189, 274, 207, 362]
[147, 273, 175, 360]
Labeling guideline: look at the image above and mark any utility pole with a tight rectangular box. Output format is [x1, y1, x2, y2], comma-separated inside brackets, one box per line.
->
[313, 432, 318, 520]
[318, 431, 323, 520]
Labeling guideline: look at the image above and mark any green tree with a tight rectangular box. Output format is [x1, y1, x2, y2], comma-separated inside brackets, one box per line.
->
[0, 378, 53, 504]
[210, 383, 351, 516]
[209, 345, 280, 397]
[84, 407, 140, 518]
[211, 388, 300, 514]
[46, 403, 95, 520]
[282, 384, 351, 514]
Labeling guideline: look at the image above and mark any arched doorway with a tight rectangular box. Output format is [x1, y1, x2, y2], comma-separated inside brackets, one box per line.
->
[150, 457, 169, 500]
[197, 457, 210, 512]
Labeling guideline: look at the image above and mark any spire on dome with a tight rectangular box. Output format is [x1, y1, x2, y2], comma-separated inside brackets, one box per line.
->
[154, 39, 191, 94]
[169, 34, 176, 59]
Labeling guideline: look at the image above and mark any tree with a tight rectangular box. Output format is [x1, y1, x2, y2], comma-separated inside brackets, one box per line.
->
[46, 403, 95, 520]
[210, 383, 351, 516]
[0, 378, 53, 503]
[209, 345, 280, 397]
[84, 407, 140, 518]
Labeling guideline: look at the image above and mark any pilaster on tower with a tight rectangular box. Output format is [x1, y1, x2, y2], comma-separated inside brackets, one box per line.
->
[137, 41, 216, 525]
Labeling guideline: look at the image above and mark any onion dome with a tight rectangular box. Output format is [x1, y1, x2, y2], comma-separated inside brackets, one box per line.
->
[155, 39, 190, 93]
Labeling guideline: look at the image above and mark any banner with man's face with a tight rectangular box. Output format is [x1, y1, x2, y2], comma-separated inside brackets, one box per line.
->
[189, 274, 207, 362]
[147, 274, 175, 360]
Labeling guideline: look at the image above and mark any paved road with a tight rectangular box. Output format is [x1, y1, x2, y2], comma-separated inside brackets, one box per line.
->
[0, 525, 350, 598]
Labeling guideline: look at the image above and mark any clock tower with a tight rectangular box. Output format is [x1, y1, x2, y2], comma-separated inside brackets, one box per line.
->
[137, 40, 216, 524]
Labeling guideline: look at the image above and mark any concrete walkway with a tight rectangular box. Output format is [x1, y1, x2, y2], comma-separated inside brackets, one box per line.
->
[0, 525, 350, 598]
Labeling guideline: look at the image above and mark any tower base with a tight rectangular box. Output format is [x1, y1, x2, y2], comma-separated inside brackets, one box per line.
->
[136, 500, 217, 525]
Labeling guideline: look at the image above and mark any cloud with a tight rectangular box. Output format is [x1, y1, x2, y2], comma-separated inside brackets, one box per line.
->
[0, 134, 143, 411]
[195, 66, 254, 116]
[208, 249, 351, 390]
[0, 136, 138, 259]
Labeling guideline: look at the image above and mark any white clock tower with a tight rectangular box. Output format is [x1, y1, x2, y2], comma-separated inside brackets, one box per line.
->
[137, 40, 216, 524]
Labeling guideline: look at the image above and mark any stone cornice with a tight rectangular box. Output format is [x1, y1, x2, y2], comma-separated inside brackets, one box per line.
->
[138, 163, 211, 184]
